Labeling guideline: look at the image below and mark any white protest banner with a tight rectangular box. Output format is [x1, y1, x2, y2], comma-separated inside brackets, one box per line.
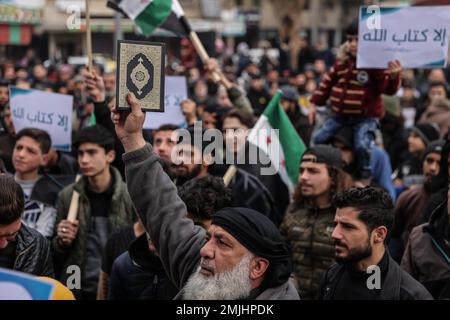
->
[0, 268, 54, 300]
[143, 76, 187, 129]
[9, 86, 73, 151]
[357, 6, 450, 69]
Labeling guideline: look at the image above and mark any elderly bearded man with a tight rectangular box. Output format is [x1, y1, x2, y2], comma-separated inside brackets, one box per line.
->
[111, 93, 299, 300]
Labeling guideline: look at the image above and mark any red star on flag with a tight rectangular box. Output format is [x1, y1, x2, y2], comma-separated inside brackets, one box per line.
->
[266, 136, 271, 145]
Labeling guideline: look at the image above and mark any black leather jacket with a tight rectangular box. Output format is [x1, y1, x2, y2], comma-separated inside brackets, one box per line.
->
[13, 224, 54, 277]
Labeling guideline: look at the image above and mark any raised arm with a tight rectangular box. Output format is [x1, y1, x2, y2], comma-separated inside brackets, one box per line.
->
[111, 93, 205, 287]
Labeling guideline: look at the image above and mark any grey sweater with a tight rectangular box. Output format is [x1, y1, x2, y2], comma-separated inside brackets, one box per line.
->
[123, 144, 299, 300]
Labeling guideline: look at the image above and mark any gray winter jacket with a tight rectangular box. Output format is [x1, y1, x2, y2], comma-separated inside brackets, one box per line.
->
[123, 144, 299, 300]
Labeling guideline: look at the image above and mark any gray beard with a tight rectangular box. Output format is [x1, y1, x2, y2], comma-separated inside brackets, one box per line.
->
[182, 254, 253, 300]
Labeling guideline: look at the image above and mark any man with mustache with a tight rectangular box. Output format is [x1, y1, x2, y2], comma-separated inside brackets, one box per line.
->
[111, 93, 299, 300]
[280, 145, 353, 299]
[390, 140, 445, 262]
[320, 187, 432, 300]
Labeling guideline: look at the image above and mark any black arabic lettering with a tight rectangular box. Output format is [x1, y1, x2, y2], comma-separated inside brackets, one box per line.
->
[433, 28, 447, 46]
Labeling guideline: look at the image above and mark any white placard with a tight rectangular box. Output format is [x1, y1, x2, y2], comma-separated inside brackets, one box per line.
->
[143, 76, 187, 129]
[357, 6, 450, 69]
[9, 86, 73, 151]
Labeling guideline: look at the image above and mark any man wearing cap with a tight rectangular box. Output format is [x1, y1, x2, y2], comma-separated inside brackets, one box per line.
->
[390, 140, 445, 262]
[247, 72, 270, 116]
[280, 85, 312, 146]
[53, 125, 134, 299]
[111, 93, 299, 300]
[326, 126, 396, 201]
[395, 123, 441, 188]
[280, 145, 353, 299]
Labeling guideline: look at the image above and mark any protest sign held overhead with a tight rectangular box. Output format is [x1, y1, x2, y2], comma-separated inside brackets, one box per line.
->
[357, 5, 450, 68]
[116, 40, 165, 112]
[9, 86, 73, 151]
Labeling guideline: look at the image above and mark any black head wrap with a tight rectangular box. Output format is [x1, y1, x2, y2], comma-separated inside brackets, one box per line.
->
[212, 207, 292, 289]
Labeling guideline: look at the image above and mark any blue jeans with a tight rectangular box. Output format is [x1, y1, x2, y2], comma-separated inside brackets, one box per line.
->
[312, 116, 379, 178]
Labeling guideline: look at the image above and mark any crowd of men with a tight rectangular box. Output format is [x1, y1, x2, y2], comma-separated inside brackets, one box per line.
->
[0, 21, 449, 300]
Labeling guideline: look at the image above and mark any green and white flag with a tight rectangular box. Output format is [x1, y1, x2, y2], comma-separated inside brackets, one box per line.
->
[109, 0, 188, 37]
[247, 91, 306, 192]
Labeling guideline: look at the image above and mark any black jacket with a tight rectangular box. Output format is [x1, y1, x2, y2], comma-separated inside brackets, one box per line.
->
[320, 250, 433, 300]
[31, 173, 75, 207]
[108, 234, 178, 300]
[14, 224, 54, 277]
[401, 200, 450, 299]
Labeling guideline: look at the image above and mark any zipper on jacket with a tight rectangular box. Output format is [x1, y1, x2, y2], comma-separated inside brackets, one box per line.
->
[153, 274, 159, 299]
[310, 208, 319, 296]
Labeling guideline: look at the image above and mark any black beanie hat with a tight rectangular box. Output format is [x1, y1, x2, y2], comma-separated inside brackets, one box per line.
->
[423, 139, 445, 159]
[302, 145, 344, 169]
[212, 207, 292, 289]
[410, 124, 440, 146]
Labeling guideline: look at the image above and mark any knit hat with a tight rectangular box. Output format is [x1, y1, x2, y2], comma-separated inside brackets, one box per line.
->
[302, 145, 344, 169]
[410, 124, 440, 146]
[423, 139, 445, 159]
[280, 85, 299, 102]
[326, 126, 353, 149]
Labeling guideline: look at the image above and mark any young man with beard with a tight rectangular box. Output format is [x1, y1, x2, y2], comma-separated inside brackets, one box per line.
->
[280, 145, 353, 299]
[53, 125, 134, 299]
[320, 187, 432, 300]
[152, 124, 178, 163]
[221, 109, 290, 225]
[390, 140, 444, 262]
[174, 125, 277, 223]
[111, 93, 299, 300]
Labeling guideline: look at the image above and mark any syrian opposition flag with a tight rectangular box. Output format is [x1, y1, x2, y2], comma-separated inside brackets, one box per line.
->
[247, 91, 306, 193]
[107, 0, 190, 37]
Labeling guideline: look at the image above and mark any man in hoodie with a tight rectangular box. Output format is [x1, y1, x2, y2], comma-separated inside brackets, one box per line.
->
[111, 93, 299, 300]
[390, 140, 445, 262]
[401, 190, 450, 299]
[326, 126, 396, 201]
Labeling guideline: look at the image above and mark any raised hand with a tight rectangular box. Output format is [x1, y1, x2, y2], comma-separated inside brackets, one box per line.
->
[386, 60, 402, 80]
[111, 93, 146, 152]
[85, 69, 106, 103]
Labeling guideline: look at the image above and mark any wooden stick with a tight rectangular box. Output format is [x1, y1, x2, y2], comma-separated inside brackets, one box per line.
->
[223, 165, 237, 187]
[67, 175, 81, 222]
[189, 31, 221, 82]
[85, 0, 93, 71]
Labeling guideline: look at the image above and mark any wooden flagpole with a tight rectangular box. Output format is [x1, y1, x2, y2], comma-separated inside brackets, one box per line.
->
[86, 0, 93, 71]
[67, 175, 81, 222]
